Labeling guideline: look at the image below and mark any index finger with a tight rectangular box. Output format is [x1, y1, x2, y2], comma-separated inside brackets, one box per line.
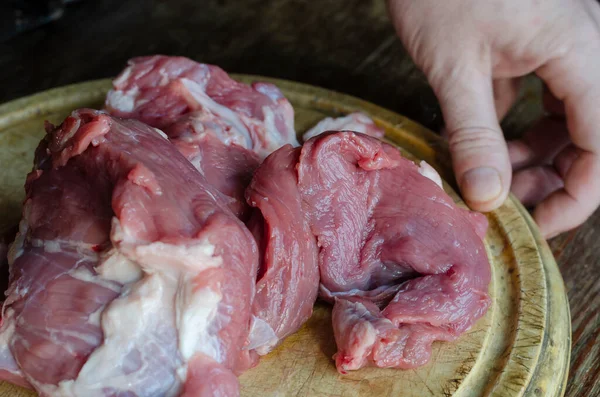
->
[533, 151, 600, 238]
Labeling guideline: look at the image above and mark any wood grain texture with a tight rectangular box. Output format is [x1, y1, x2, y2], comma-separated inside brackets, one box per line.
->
[0, 1, 596, 395]
[549, 222, 600, 397]
[0, 78, 570, 396]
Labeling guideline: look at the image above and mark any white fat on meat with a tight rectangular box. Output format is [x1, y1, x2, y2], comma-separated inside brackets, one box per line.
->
[29, 238, 61, 253]
[105, 87, 139, 113]
[5, 209, 31, 303]
[138, 247, 224, 362]
[303, 112, 384, 141]
[95, 248, 143, 284]
[29, 238, 99, 259]
[260, 105, 297, 153]
[39, 274, 182, 397]
[176, 279, 224, 362]
[0, 310, 22, 380]
[189, 152, 204, 175]
[7, 222, 26, 265]
[7, 202, 32, 264]
[113, 218, 227, 378]
[112, 65, 133, 87]
[126, 231, 226, 362]
[333, 300, 379, 371]
[181, 78, 253, 149]
[68, 266, 122, 293]
[132, 239, 221, 272]
[245, 316, 279, 355]
[418, 160, 443, 188]
[153, 128, 169, 141]
[30, 215, 230, 396]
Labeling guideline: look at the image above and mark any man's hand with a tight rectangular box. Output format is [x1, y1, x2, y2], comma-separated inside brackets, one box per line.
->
[388, 0, 600, 238]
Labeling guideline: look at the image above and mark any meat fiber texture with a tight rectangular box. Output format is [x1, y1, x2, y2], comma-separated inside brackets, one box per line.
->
[105, 56, 317, 357]
[0, 109, 259, 397]
[244, 146, 320, 355]
[105, 55, 298, 219]
[248, 131, 491, 373]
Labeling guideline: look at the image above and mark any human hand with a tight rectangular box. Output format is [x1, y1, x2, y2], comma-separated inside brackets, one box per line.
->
[388, 0, 600, 238]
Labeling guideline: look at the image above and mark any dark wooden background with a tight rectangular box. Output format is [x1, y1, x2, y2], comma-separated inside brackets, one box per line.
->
[1, 1, 598, 396]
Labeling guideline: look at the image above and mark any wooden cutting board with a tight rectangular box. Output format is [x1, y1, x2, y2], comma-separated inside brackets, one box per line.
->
[0, 77, 570, 397]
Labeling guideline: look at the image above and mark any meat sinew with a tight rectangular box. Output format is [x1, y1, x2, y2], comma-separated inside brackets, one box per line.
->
[248, 131, 491, 373]
[105, 56, 298, 218]
[0, 109, 258, 396]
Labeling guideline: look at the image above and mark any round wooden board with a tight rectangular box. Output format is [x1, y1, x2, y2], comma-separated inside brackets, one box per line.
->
[0, 77, 570, 397]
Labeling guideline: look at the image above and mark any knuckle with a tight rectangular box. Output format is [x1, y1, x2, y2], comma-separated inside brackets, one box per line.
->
[448, 126, 505, 154]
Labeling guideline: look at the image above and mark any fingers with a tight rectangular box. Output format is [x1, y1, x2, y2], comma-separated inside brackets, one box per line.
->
[510, 144, 580, 208]
[505, 89, 574, 216]
[553, 145, 580, 179]
[493, 78, 521, 120]
[507, 116, 570, 170]
[511, 166, 563, 208]
[533, 152, 600, 238]
[534, 29, 600, 237]
[434, 68, 512, 212]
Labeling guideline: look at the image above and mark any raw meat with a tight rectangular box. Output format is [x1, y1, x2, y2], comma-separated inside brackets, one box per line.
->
[172, 130, 260, 219]
[106, 55, 297, 158]
[0, 226, 23, 389]
[302, 112, 385, 141]
[106, 56, 315, 356]
[244, 146, 320, 354]
[248, 131, 491, 373]
[0, 109, 258, 396]
[105, 55, 298, 218]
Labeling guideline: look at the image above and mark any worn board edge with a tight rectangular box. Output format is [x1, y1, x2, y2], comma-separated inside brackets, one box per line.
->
[518, 205, 571, 397]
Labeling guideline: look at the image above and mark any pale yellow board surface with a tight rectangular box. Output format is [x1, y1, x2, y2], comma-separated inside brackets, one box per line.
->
[0, 78, 571, 397]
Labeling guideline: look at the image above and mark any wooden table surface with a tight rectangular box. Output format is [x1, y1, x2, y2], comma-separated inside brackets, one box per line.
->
[0, 1, 597, 396]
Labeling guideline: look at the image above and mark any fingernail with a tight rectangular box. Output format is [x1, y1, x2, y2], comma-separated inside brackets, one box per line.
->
[460, 167, 503, 205]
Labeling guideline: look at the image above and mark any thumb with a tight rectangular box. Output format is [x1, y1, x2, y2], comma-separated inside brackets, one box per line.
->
[432, 68, 512, 212]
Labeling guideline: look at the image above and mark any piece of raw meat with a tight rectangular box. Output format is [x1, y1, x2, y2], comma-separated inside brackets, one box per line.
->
[248, 131, 490, 373]
[244, 146, 320, 355]
[302, 112, 385, 142]
[0, 109, 258, 396]
[106, 56, 315, 356]
[105, 56, 297, 218]
[0, 226, 25, 389]
[106, 55, 297, 158]
[171, 128, 260, 219]
[331, 297, 456, 372]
